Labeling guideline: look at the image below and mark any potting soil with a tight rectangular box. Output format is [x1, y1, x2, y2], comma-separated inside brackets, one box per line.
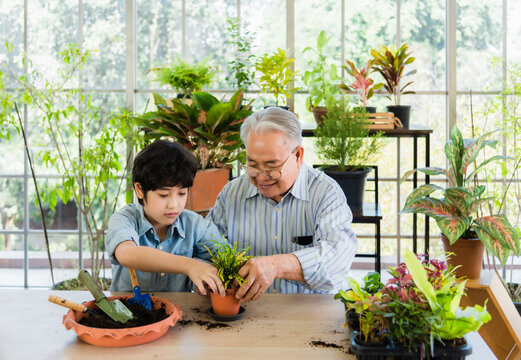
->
[78, 299, 169, 329]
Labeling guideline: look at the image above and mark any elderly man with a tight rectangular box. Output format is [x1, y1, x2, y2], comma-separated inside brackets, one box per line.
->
[206, 107, 357, 301]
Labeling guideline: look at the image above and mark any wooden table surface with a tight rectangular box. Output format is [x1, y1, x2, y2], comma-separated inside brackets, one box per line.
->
[0, 290, 496, 360]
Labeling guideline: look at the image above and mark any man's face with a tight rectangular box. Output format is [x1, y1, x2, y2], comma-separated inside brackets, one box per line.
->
[244, 130, 303, 203]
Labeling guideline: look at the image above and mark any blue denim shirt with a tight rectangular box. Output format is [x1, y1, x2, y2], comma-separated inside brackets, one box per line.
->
[106, 203, 224, 292]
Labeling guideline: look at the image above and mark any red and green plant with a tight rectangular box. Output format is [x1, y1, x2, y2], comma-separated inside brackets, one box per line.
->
[401, 125, 520, 265]
[370, 43, 416, 105]
[339, 59, 382, 107]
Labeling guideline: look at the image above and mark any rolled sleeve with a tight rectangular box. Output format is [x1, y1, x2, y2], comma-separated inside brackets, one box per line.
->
[106, 212, 140, 265]
[293, 190, 358, 292]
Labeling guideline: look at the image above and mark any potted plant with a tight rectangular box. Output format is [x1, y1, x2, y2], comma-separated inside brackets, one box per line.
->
[225, 17, 256, 92]
[148, 57, 215, 102]
[302, 30, 341, 123]
[203, 240, 251, 316]
[135, 89, 253, 212]
[255, 48, 300, 109]
[370, 43, 416, 128]
[336, 250, 491, 359]
[314, 94, 385, 211]
[401, 125, 520, 279]
[0, 43, 144, 287]
[339, 59, 383, 113]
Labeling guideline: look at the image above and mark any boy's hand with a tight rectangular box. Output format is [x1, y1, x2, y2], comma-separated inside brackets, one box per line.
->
[187, 260, 225, 297]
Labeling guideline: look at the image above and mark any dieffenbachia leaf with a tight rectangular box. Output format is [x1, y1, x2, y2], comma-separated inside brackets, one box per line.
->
[473, 214, 520, 265]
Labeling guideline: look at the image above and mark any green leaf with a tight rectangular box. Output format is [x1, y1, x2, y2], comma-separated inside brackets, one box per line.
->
[473, 214, 520, 264]
[402, 183, 444, 210]
[403, 249, 437, 310]
[436, 216, 471, 244]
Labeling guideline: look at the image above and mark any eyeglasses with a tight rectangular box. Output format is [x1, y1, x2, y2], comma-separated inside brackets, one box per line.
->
[241, 147, 298, 180]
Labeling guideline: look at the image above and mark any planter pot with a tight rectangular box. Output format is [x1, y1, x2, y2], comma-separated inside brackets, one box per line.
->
[441, 234, 484, 279]
[507, 282, 521, 316]
[186, 168, 230, 212]
[210, 288, 241, 316]
[515, 302, 521, 316]
[346, 308, 360, 332]
[62, 295, 182, 347]
[354, 106, 377, 114]
[350, 331, 472, 360]
[321, 166, 372, 212]
[386, 105, 411, 128]
[310, 106, 328, 124]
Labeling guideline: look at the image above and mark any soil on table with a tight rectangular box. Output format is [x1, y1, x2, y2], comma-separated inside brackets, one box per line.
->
[78, 299, 169, 329]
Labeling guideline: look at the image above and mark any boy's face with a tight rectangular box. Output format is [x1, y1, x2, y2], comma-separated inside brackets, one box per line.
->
[134, 183, 188, 229]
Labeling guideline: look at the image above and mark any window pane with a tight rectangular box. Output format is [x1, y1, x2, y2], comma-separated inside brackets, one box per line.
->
[0, 234, 23, 287]
[0, 178, 23, 231]
[0, 0, 24, 86]
[507, 0, 521, 64]
[242, 0, 286, 53]
[457, 0, 503, 91]
[136, 0, 182, 89]
[401, 0, 446, 91]
[83, 0, 126, 89]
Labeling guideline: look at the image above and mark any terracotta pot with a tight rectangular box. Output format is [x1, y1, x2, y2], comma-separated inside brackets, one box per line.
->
[441, 234, 484, 279]
[62, 295, 182, 347]
[210, 289, 241, 316]
[310, 106, 328, 125]
[186, 168, 230, 212]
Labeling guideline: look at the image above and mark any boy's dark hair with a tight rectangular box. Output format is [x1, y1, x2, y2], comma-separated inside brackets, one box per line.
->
[132, 140, 198, 205]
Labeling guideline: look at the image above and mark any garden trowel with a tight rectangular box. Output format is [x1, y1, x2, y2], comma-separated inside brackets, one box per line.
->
[78, 269, 134, 323]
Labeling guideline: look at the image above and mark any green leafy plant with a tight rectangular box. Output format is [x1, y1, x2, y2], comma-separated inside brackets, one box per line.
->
[203, 239, 251, 290]
[302, 30, 340, 109]
[401, 125, 520, 265]
[370, 43, 416, 105]
[225, 17, 256, 91]
[340, 59, 383, 107]
[148, 57, 215, 99]
[135, 89, 253, 170]
[255, 48, 300, 106]
[314, 95, 385, 171]
[404, 249, 491, 342]
[0, 44, 144, 286]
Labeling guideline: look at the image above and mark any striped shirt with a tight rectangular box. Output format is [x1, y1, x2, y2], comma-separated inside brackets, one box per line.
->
[206, 163, 358, 294]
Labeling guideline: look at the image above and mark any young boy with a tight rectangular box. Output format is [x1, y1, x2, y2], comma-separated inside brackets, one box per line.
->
[106, 140, 226, 296]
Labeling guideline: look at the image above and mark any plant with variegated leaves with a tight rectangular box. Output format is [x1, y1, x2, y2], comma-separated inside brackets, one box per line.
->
[400, 125, 520, 265]
[339, 59, 382, 107]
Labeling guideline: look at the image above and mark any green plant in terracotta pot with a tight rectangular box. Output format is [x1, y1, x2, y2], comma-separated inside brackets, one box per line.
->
[302, 30, 341, 123]
[203, 240, 252, 316]
[314, 94, 385, 211]
[255, 48, 300, 108]
[370, 43, 416, 127]
[134, 89, 253, 212]
[148, 57, 215, 101]
[339, 58, 382, 113]
[401, 125, 520, 278]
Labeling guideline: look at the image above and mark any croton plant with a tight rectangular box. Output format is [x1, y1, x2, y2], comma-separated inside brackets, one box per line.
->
[401, 125, 520, 265]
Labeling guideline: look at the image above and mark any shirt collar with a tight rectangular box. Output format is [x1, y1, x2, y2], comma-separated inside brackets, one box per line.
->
[136, 203, 185, 240]
[244, 163, 310, 202]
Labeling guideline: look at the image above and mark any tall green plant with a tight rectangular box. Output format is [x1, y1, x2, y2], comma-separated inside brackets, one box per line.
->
[225, 17, 256, 91]
[314, 95, 385, 171]
[302, 30, 340, 109]
[401, 126, 520, 265]
[1, 43, 144, 285]
[255, 48, 300, 106]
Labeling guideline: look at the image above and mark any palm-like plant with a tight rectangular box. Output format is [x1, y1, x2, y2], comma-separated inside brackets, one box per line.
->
[370, 43, 416, 105]
[401, 126, 520, 265]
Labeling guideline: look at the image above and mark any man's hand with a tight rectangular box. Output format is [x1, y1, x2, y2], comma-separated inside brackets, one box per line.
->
[186, 260, 225, 297]
[235, 256, 278, 302]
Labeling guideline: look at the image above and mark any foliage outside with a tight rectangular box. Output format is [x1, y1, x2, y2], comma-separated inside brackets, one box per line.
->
[255, 48, 300, 106]
[225, 17, 256, 91]
[148, 57, 215, 98]
[135, 89, 253, 170]
[370, 43, 416, 105]
[314, 95, 385, 171]
[401, 125, 520, 265]
[203, 239, 251, 290]
[0, 43, 144, 285]
[335, 251, 491, 356]
[340, 58, 383, 107]
[301, 30, 340, 109]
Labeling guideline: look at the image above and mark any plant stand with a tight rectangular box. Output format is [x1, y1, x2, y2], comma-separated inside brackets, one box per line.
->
[460, 270, 521, 359]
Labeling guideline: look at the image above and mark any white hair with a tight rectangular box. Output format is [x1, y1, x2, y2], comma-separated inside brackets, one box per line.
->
[240, 107, 303, 149]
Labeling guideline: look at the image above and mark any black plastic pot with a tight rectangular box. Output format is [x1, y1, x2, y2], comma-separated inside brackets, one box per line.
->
[264, 105, 290, 110]
[321, 166, 372, 212]
[350, 332, 472, 360]
[386, 105, 411, 128]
